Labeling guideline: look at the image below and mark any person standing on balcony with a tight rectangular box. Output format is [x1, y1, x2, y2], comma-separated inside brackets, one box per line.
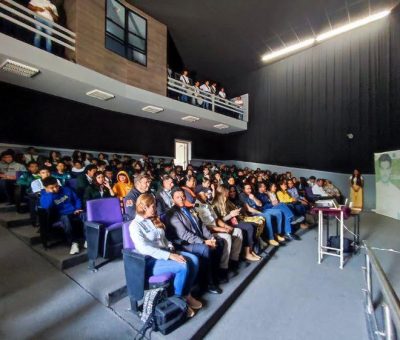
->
[200, 80, 211, 110]
[28, 0, 59, 52]
[179, 70, 190, 103]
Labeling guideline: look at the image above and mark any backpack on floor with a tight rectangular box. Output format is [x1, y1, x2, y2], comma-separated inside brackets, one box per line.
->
[327, 236, 354, 253]
[154, 296, 188, 335]
[135, 287, 167, 340]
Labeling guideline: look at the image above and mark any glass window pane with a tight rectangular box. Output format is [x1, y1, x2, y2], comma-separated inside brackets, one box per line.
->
[128, 12, 146, 38]
[134, 50, 146, 65]
[106, 20, 124, 40]
[106, 36, 125, 57]
[128, 33, 145, 51]
[106, 0, 125, 27]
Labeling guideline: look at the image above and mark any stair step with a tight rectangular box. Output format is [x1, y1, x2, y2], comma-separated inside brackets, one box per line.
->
[0, 203, 27, 213]
[32, 243, 88, 270]
[0, 212, 31, 228]
[8, 224, 41, 245]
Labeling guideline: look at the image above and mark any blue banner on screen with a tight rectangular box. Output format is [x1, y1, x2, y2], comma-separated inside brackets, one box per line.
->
[374, 150, 400, 220]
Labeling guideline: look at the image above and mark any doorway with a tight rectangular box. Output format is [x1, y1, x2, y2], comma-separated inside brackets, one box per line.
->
[174, 139, 192, 170]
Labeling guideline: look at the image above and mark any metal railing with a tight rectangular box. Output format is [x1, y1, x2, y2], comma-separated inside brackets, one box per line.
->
[167, 76, 245, 120]
[0, 0, 75, 51]
[363, 241, 400, 340]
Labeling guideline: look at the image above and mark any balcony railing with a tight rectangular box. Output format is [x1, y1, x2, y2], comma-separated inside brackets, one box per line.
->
[0, 0, 75, 51]
[167, 76, 246, 121]
[363, 241, 400, 340]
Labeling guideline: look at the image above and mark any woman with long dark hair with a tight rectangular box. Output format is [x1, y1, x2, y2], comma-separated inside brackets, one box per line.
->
[349, 169, 364, 209]
[83, 171, 114, 204]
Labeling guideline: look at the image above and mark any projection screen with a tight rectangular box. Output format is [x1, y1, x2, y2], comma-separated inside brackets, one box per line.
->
[375, 150, 400, 220]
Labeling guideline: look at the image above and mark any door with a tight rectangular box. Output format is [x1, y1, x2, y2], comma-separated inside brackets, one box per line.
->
[174, 139, 192, 170]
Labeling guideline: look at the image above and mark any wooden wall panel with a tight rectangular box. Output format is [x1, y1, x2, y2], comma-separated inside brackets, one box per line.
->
[65, 0, 167, 95]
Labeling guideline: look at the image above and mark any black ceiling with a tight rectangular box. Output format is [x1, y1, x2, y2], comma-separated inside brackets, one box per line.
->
[131, 0, 396, 84]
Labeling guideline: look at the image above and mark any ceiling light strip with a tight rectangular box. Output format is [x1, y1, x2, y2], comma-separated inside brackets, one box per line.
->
[262, 9, 391, 63]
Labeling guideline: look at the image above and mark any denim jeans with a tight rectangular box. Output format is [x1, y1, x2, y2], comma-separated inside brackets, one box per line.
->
[34, 16, 53, 52]
[146, 251, 199, 296]
[272, 203, 294, 234]
[257, 209, 283, 239]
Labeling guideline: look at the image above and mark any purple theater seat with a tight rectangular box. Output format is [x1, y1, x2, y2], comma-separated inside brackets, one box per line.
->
[85, 198, 125, 270]
[121, 220, 174, 313]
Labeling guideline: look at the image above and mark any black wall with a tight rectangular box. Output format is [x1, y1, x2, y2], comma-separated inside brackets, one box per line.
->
[223, 9, 400, 174]
[0, 82, 223, 159]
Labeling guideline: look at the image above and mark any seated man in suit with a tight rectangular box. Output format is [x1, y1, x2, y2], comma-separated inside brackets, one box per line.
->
[166, 187, 224, 294]
[76, 164, 97, 199]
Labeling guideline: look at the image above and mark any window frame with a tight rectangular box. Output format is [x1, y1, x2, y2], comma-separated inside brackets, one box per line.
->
[105, 0, 148, 66]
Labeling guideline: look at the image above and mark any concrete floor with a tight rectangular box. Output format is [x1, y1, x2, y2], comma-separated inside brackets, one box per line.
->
[1, 211, 399, 339]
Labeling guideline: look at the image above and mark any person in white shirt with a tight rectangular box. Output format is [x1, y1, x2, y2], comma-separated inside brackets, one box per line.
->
[211, 82, 217, 95]
[200, 80, 211, 109]
[129, 194, 202, 317]
[179, 70, 190, 103]
[312, 179, 329, 197]
[192, 81, 202, 106]
[28, 0, 59, 52]
[376, 153, 400, 219]
[0, 151, 26, 204]
[218, 88, 226, 99]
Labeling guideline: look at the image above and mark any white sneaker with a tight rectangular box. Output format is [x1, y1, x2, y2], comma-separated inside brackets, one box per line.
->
[70, 242, 80, 255]
[84, 241, 87, 249]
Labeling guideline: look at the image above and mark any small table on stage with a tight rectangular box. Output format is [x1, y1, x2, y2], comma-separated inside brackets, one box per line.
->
[312, 207, 352, 269]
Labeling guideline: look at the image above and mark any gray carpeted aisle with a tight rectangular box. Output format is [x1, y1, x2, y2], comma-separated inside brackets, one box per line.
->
[206, 212, 400, 340]
[0, 226, 135, 340]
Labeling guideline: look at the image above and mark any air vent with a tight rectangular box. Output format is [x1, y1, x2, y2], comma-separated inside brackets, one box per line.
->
[0, 59, 40, 78]
[142, 105, 164, 113]
[214, 124, 229, 129]
[86, 89, 115, 101]
[181, 116, 200, 122]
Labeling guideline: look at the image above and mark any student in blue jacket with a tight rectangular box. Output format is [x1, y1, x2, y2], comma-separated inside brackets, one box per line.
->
[40, 176, 84, 255]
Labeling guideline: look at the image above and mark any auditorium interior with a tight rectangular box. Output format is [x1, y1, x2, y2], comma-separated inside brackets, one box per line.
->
[1, 0, 400, 339]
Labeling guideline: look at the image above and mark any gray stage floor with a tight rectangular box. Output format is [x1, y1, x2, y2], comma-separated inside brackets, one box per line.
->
[1, 211, 399, 339]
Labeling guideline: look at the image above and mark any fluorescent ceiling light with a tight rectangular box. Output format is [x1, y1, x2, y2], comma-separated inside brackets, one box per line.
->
[142, 105, 164, 113]
[181, 115, 200, 122]
[86, 89, 115, 101]
[262, 38, 315, 62]
[214, 124, 229, 130]
[316, 10, 391, 42]
[0, 59, 40, 78]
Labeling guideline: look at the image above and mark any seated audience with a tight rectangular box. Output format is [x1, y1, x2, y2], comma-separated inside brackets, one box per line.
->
[239, 183, 285, 246]
[323, 180, 342, 202]
[125, 173, 151, 219]
[194, 189, 243, 281]
[83, 171, 115, 204]
[130, 194, 202, 317]
[15, 161, 40, 213]
[312, 178, 329, 197]
[52, 161, 71, 186]
[40, 177, 84, 255]
[156, 174, 175, 216]
[256, 182, 301, 241]
[0, 150, 26, 204]
[277, 181, 307, 217]
[112, 170, 133, 199]
[166, 187, 224, 294]
[181, 175, 197, 208]
[71, 160, 85, 178]
[195, 177, 214, 204]
[23, 147, 41, 163]
[213, 186, 260, 261]
[287, 179, 309, 206]
[76, 164, 97, 198]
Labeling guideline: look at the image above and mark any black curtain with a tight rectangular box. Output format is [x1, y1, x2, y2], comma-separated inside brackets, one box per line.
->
[223, 9, 400, 173]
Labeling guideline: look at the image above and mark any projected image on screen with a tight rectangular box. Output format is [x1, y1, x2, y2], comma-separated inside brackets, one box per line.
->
[375, 151, 400, 220]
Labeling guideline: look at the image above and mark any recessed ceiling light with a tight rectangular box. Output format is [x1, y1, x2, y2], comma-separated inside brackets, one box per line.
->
[316, 10, 391, 42]
[181, 116, 200, 122]
[261, 38, 315, 62]
[214, 124, 229, 129]
[0, 59, 40, 78]
[86, 89, 115, 101]
[142, 105, 164, 113]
